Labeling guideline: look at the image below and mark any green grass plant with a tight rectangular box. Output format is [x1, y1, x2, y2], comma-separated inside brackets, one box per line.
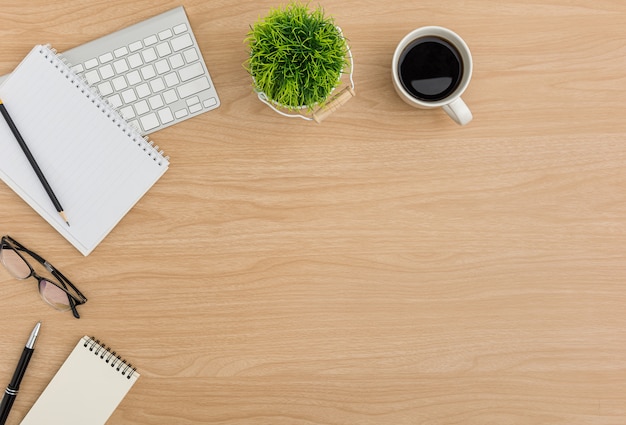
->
[245, 2, 349, 110]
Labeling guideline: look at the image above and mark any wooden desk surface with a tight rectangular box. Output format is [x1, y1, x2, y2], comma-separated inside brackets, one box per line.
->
[1, 1, 625, 424]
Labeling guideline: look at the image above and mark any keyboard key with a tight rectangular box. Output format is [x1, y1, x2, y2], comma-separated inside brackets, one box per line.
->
[189, 103, 202, 113]
[99, 64, 115, 80]
[173, 23, 188, 35]
[71, 64, 84, 73]
[144, 35, 158, 46]
[171, 33, 193, 51]
[107, 94, 123, 108]
[121, 88, 137, 103]
[135, 100, 150, 115]
[177, 76, 210, 98]
[129, 41, 143, 52]
[142, 47, 158, 63]
[156, 42, 172, 58]
[150, 77, 166, 93]
[204, 97, 218, 108]
[186, 96, 200, 107]
[158, 107, 174, 124]
[179, 63, 204, 82]
[126, 70, 141, 85]
[112, 76, 128, 91]
[84, 70, 100, 85]
[163, 89, 178, 104]
[164, 72, 180, 87]
[174, 108, 189, 119]
[113, 59, 129, 74]
[169, 53, 184, 69]
[140, 113, 160, 131]
[148, 94, 164, 109]
[140, 64, 156, 80]
[128, 53, 143, 68]
[158, 29, 173, 40]
[84, 58, 99, 70]
[119, 105, 135, 119]
[183, 48, 199, 63]
[99, 52, 114, 63]
[136, 83, 151, 98]
[98, 81, 114, 96]
[155, 59, 170, 74]
[114, 46, 129, 58]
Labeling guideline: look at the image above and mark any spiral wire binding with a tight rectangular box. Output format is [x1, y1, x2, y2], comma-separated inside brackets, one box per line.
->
[83, 336, 137, 379]
[39, 44, 169, 166]
[255, 27, 355, 122]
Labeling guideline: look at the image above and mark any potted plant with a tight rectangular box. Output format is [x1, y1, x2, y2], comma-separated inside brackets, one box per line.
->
[245, 2, 355, 122]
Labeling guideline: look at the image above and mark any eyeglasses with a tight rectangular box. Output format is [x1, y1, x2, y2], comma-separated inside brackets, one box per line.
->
[0, 235, 87, 318]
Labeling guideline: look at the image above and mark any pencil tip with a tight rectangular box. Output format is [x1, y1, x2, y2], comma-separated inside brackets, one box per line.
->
[59, 211, 69, 226]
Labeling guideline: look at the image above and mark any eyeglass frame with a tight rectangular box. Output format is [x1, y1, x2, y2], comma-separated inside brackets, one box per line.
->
[0, 235, 87, 318]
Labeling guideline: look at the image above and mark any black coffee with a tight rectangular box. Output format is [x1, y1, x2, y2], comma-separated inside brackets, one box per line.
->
[398, 36, 463, 102]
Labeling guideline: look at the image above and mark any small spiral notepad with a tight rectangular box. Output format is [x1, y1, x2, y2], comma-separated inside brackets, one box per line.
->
[0, 45, 169, 255]
[20, 336, 140, 425]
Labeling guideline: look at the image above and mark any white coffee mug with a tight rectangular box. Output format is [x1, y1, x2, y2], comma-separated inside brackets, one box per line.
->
[392, 26, 473, 126]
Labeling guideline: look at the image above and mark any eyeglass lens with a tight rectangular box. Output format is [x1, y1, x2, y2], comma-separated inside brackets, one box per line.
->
[0, 246, 31, 279]
[39, 280, 73, 311]
[1, 244, 73, 311]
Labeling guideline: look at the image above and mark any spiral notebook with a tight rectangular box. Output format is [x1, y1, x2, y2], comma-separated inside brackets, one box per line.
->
[20, 336, 140, 425]
[0, 45, 169, 255]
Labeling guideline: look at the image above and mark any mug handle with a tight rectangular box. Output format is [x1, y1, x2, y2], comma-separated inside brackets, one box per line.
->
[442, 97, 473, 126]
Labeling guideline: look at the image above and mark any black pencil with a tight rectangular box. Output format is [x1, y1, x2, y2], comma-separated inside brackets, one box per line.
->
[0, 99, 69, 226]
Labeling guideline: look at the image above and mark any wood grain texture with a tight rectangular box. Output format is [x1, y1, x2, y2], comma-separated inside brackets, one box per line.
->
[1, 1, 625, 424]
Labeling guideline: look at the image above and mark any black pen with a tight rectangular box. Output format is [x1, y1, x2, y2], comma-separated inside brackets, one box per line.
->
[0, 322, 41, 425]
[0, 99, 69, 226]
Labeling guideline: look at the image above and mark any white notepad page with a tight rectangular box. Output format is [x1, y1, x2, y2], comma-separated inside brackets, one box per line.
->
[20, 336, 140, 425]
[0, 45, 169, 255]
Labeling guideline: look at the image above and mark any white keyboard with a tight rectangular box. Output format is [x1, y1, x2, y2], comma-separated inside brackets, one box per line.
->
[61, 6, 220, 135]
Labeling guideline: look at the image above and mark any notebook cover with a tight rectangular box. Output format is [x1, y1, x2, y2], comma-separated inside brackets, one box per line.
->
[20, 336, 140, 425]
